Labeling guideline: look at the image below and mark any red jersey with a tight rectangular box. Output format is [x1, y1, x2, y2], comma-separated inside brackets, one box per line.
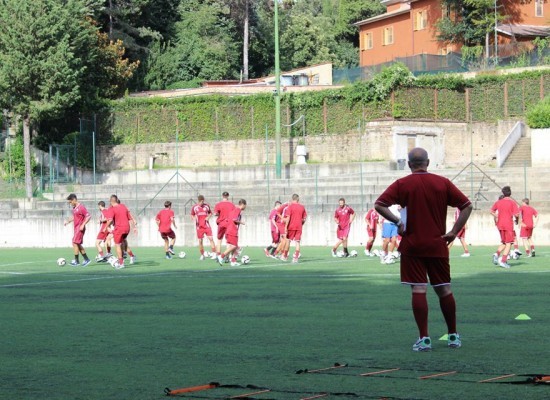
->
[334, 205, 355, 228]
[106, 203, 132, 232]
[214, 200, 235, 225]
[519, 204, 538, 228]
[72, 203, 90, 229]
[491, 198, 519, 231]
[284, 203, 307, 231]
[226, 207, 242, 236]
[99, 209, 110, 231]
[365, 208, 379, 228]
[375, 171, 471, 257]
[191, 203, 212, 229]
[269, 209, 279, 232]
[156, 208, 174, 233]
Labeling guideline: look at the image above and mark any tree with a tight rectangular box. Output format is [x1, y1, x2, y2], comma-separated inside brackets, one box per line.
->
[0, 0, 137, 197]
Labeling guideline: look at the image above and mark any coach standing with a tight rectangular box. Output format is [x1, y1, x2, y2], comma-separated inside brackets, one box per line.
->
[375, 148, 472, 352]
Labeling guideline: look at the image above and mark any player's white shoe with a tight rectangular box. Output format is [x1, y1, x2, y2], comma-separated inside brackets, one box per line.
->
[129, 256, 135, 265]
[384, 255, 396, 264]
[168, 248, 175, 255]
[70, 260, 79, 266]
[364, 250, 370, 256]
[447, 333, 462, 348]
[210, 252, 218, 260]
[115, 263, 125, 269]
[199, 255, 205, 261]
[230, 261, 241, 267]
[492, 253, 499, 265]
[461, 253, 470, 257]
[216, 255, 224, 266]
[292, 256, 299, 263]
[498, 261, 511, 269]
[412, 336, 432, 352]
[331, 250, 337, 258]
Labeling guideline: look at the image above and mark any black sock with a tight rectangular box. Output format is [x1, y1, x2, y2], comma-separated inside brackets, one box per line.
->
[166, 251, 170, 256]
[266, 245, 273, 251]
[169, 245, 173, 250]
[75, 255, 80, 263]
[344, 247, 349, 255]
[271, 247, 277, 255]
[82, 253, 89, 261]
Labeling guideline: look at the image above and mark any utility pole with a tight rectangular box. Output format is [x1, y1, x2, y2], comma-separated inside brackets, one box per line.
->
[274, 0, 282, 179]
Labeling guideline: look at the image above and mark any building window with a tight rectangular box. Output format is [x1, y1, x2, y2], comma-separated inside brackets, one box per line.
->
[441, 4, 451, 19]
[364, 32, 373, 50]
[414, 10, 428, 30]
[383, 27, 394, 45]
[536, 0, 543, 17]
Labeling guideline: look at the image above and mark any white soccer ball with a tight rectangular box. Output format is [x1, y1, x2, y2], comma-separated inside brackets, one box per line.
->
[350, 250, 358, 257]
[241, 255, 250, 264]
[372, 249, 380, 257]
[511, 251, 519, 260]
[179, 251, 186, 259]
[57, 258, 66, 266]
[204, 251, 210, 257]
[337, 250, 345, 258]
[107, 256, 118, 268]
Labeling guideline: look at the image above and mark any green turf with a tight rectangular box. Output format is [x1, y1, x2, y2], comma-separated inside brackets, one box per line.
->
[1, 246, 548, 400]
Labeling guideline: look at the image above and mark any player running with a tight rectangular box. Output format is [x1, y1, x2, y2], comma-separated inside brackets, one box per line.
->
[331, 198, 355, 258]
[214, 192, 235, 258]
[64, 194, 92, 266]
[217, 199, 247, 267]
[364, 207, 379, 256]
[105, 195, 137, 269]
[265, 201, 282, 257]
[447, 208, 470, 257]
[490, 186, 519, 268]
[156, 201, 177, 259]
[95, 201, 113, 262]
[283, 194, 307, 263]
[519, 198, 538, 257]
[191, 195, 217, 260]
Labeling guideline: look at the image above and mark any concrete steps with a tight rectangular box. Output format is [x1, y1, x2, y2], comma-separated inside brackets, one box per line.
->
[503, 137, 531, 168]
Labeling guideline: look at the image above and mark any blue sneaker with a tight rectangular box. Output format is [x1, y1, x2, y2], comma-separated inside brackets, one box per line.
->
[81, 259, 91, 267]
[70, 260, 79, 266]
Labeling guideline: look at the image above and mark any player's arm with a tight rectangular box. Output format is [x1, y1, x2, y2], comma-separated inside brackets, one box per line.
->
[270, 215, 278, 231]
[80, 214, 92, 231]
[155, 217, 160, 227]
[375, 204, 403, 234]
[171, 217, 177, 230]
[64, 217, 74, 226]
[442, 204, 473, 244]
[129, 212, 138, 230]
[349, 212, 356, 224]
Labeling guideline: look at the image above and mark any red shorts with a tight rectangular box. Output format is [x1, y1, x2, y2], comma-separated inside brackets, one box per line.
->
[367, 228, 377, 239]
[73, 228, 85, 245]
[456, 227, 465, 239]
[287, 230, 302, 241]
[113, 229, 129, 245]
[226, 234, 238, 247]
[337, 226, 350, 240]
[217, 224, 227, 240]
[160, 230, 176, 240]
[271, 229, 280, 243]
[400, 255, 451, 287]
[96, 230, 109, 241]
[277, 223, 287, 237]
[196, 226, 213, 239]
[499, 229, 515, 244]
[520, 226, 533, 239]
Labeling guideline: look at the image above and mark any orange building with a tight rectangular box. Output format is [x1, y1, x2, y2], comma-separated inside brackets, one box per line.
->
[355, 0, 550, 67]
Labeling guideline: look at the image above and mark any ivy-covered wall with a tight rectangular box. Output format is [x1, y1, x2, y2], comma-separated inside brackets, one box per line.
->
[100, 67, 550, 145]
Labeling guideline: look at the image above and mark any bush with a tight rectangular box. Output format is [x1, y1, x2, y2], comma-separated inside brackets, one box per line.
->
[526, 97, 550, 129]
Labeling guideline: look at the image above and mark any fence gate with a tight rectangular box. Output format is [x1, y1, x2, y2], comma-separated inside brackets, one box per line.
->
[48, 143, 76, 188]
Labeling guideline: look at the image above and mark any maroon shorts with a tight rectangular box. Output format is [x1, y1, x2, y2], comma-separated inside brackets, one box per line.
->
[367, 228, 377, 239]
[271, 229, 280, 243]
[520, 227, 533, 239]
[400, 255, 451, 287]
[160, 229, 176, 240]
[196, 227, 212, 239]
[113, 229, 129, 245]
[337, 226, 350, 240]
[499, 229, 515, 244]
[226, 234, 238, 247]
[73, 228, 85, 245]
[277, 223, 287, 237]
[217, 224, 227, 240]
[96, 230, 109, 241]
[287, 230, 302, 242]
[456, 227, 466, 239]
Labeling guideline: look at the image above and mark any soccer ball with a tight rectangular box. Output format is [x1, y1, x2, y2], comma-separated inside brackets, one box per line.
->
[241, 255, 251, 264]
[337, 250, 345, 258]
[511, 251, 519, 260]
[107, 256, 119, 268]
[372, 249, 380, 257]
[204, 251, 210, 258]
[179, 251, 186, 259]
[57, 258, 66, 266]
[350, 250, 358, 257]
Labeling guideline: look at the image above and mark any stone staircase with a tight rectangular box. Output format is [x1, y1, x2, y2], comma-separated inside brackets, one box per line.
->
[502, 136, 531, 168]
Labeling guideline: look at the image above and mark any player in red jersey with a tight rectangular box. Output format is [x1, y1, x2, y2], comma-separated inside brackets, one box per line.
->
[272, 202, 290, 260]
[448, 208, 470, 257]
[375, 148, 472, 352]
[364, 208, 379, 256]
[95, 201, 113, 262]
[217, 199, 247, 267]
[265, 201, 282, 257]
[105, 195, 137, 269]
[490, 186, 520, 268]
[156, 200, 177, 259]
[519, 198, 538, 257]
[64, 194, 92, 266]
[214, 192, 236, 257]
[191, 195, 217, 260]
[283, 194, 307, 263]
[332, 198, 355, 258]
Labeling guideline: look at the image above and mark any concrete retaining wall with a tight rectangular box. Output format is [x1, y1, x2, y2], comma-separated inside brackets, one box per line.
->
[2, 210, 548, 249]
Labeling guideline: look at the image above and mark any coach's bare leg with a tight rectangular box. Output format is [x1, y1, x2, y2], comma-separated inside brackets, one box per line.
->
[459, 238, 469, 253]
[198, 238, 204, 256]
[332, 239, 343, 253]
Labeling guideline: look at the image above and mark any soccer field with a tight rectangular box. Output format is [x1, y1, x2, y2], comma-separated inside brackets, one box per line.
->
[1, 247, 548, 400]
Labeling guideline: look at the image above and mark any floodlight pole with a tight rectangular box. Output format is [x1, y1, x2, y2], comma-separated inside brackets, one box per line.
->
[274, 0, 282, 179]
[494, 0, 498, 65]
